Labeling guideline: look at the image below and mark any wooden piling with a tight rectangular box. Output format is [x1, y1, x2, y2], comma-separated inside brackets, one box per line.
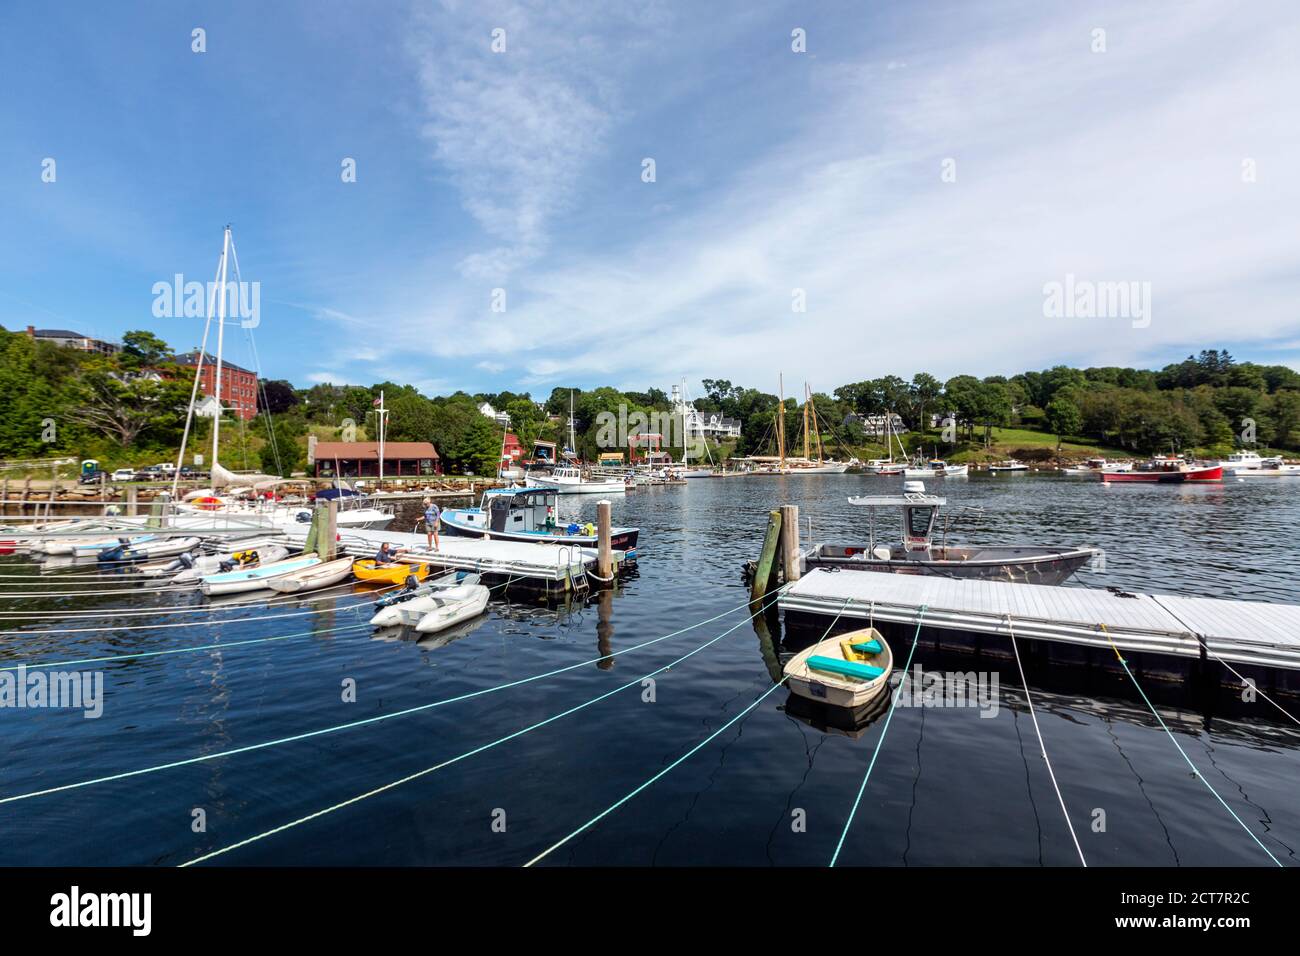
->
[596, 499, 612, 579]
[779, 504, 801, 584]
[126, 486, 139, 517]
[324, 499, 339, 560]
[751, 509, 783, 602]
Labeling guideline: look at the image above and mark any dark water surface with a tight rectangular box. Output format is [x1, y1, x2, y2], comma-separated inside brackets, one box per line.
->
[1, 473, 1298, 866]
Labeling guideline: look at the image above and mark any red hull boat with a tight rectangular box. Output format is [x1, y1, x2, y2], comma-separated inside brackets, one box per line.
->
[1102, 457, 1222, 483]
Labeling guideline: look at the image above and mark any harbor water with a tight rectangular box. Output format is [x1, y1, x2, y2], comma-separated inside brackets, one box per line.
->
[1, 473, 1297, 866]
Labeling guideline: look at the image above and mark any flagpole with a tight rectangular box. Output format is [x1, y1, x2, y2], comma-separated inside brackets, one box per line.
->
[378, 390, 385, 488]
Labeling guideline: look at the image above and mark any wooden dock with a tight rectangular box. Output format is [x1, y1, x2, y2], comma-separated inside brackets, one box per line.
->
[779, 569, 1300, 672]
[278, 524, 611, 587]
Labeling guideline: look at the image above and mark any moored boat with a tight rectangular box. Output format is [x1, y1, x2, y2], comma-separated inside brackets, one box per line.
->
[267, 556, 356, 594]
[352, 558, 431, 585]
[988, 460, 1030, 473]
[200, 554, 323, 595]
[1101, 455, 1223, 483]
[440, 487, 639, 550]
[98, 535, 202, 563]
[165, 543, 290, 582]
[800, 481, 1101, 583]
[413, 584, 491, 633]
[1060, 457, 1129, 476]
[784, 627, 894, 708]
[524, 466, 627, 495]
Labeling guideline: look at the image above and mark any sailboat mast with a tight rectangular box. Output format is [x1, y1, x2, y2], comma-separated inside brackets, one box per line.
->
[777, 374, 786, 468]
[568, 390, 576, 459]
[378, 389, 385, 487]
[211, 225, 231, 473]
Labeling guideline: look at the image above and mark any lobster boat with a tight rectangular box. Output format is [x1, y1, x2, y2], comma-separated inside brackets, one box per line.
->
[784, 627, 894, 708]
[1101, 455, 1223, 483]
[440, 487, 639, 550]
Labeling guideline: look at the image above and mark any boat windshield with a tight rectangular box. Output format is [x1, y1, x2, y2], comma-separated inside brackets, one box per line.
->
[905, 505, 936, 539]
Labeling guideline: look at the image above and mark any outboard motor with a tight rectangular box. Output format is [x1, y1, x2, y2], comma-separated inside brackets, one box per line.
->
[98, 543, 130, 563]
[218, 559, 236, 573]
[177, 552, 196, 569]
[294, 511, 312, 523]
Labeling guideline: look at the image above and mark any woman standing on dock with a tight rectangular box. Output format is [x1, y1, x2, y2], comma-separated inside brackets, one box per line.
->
[423, 497, 441, 551]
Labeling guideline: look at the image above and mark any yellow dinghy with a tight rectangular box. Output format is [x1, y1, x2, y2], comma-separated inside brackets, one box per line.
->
[352, 559, 430, 586]
[783, 626, 893, 709]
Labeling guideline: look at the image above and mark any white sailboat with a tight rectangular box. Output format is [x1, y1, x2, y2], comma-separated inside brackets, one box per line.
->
[170, 226, 392, 530]
[865, 410, 907, 474]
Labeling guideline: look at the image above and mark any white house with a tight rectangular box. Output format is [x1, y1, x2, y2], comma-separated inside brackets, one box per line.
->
[671, 385, 742, 442]
[845, 412, 908, 437]
[477, 401, 511, 427]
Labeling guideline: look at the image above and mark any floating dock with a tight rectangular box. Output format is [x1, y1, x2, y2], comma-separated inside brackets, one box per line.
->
[779, 569, 1300, 673]
[279, 524, 616, 588]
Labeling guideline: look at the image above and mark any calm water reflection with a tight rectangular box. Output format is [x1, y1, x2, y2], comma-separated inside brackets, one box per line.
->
[0, 473, 1296, 866]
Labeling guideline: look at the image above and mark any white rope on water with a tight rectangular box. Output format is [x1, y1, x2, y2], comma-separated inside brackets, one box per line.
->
[0, 576, 378, 622]
[522, 597, 852, 867]
[0, 588, 784, 810]
[1100, 625, 1284, 867]
[0, 619, 377, 673]
[177, 587, 790, 866]
[830, 605, 927, 867]
[1004, 614, 1088, 867]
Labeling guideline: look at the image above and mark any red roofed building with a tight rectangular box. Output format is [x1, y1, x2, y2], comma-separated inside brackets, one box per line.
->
[310, 440, 441, 478]
[173, 352, 259, 421]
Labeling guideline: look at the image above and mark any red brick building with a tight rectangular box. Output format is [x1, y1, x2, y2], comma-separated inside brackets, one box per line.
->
[174, 352, 259, 421]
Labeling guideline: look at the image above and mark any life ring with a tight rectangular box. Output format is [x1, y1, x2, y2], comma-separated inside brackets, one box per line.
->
[192, 496, 223, 511]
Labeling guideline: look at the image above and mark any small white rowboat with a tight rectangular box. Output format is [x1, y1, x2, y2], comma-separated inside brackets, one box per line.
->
[267, 557, 356, 594]
[783, 626, 894, 709]
[200, 555, 322, 595]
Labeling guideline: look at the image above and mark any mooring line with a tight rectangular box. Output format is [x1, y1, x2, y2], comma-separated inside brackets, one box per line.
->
[829, 605, 928, 867]
[0, 620, 378, 673]
[0, 588, 783, 808]
[1004, 615, 1088, 866]
[177, 589, 788, 866]
[1100, 625, 1284, 867]
[522, 597, 853, 867]
[1144, 594, 1300, 731]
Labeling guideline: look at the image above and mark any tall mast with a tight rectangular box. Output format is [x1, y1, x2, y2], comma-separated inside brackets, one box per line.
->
[802, 383, 810, 460]
[568, 390, 575, 459]
[377, 389, 385, 487]
[777, 373, 786, 468]
[211, 225, 231, 473]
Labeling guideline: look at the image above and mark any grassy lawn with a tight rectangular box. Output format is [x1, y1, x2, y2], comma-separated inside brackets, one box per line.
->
[907, 427, 1131, 462]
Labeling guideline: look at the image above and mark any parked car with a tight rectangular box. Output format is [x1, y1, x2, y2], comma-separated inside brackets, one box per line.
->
[179, 466, 209, 479]
[78, 470, 104, 485]
[134, 466, 164, 481]
[111, 468, 136, 482]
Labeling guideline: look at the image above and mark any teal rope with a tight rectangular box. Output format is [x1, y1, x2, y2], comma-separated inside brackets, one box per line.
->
[829, 605, 927, 867]
[180, 589, 787, 866]
[1114, 652, 1283, 867]
[0, 588, 783, 808]
[523, 597, 854, 867]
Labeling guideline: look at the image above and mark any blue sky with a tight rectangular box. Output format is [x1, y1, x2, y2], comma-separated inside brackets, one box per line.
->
[2, 0, 1298, 398]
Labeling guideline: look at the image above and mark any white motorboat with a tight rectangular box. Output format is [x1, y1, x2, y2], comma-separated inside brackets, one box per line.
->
[903, 458, 968, 478]
[988, 460, 1030, 473]
[525, 466, 627, 495]
[164, 543, 290, 582]
[784, 627, 894, 708]
[1060, 457, 1129, 476]
[200, 554, 323, 595]
[56, 534, 158, 557]
[1219, 450, 1264, 471]
[267, 557, 356, 594]
[98, 536, 202, 563]
[1232, 461, 1300, 477]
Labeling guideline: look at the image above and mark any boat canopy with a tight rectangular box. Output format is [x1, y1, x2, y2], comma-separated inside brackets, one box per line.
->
[848, 493, 946, 507]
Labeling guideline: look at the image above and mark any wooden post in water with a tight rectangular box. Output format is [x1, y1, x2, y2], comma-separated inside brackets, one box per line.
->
[323, 499, 339, 561]
[779, 504, 801, 584]
[596, 499, 612, 579]
[751, 509, 783, 602]
[1, 478, 7, 517]
[126, 486, 138, 517]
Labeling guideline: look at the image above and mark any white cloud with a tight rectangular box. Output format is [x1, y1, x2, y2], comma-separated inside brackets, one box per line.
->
[350, 0, 1300, 395]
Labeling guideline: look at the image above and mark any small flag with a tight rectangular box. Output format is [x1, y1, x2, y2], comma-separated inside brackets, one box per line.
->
[372, 398, 382, 407]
